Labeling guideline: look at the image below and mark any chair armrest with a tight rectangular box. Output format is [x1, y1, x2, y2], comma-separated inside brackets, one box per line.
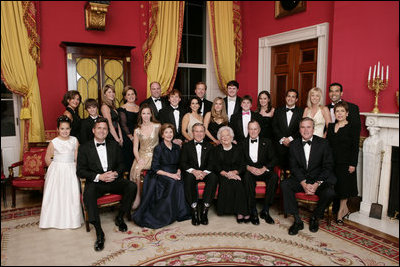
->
[8, 161, 23, 179]
[79, 178, 86, 193]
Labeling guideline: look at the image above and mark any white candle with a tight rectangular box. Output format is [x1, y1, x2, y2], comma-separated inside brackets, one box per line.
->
[386, 65, 389, 80]
[368, 66, 371, 81]
[377, 62, 380, 77]
[381, 66, 384, 81]
[373, 65, 376, 79]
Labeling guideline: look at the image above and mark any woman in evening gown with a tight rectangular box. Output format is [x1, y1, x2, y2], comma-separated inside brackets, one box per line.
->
[130, 104, 160, 209]
[62, 90, 82, 143]
[132, 123, 191, 228]
[181, 96, 203, 141]
[303, 87, 331, 138]
[255, 90, 275, 140]
[204, 97, 229, 145]
[100, 84, 123, 145]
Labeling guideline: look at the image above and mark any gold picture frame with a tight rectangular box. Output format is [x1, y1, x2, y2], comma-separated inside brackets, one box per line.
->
[275, 1, 307, 19]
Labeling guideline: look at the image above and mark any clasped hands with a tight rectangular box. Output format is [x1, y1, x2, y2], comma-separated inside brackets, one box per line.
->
[169, 169, 181, 180]
[221, 170, 241, 180]
[192, 170, 207, 180]
[301, 180, 319, 195]
[99, 171, 118, 183]
[247, 166, 267, 176]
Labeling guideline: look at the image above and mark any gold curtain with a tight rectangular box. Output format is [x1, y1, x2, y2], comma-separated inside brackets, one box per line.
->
[143, 1, 185, 96]
[1, 1, 45, 153]
[208, 1, 242, 94]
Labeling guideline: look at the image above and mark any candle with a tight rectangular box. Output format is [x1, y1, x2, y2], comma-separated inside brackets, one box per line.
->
[381, 66, 384, 81]
[373, 65, 376, 79]
[386, 65, 389, 80]
[368, 66, 371, 81]
[377, 62, 380, 77]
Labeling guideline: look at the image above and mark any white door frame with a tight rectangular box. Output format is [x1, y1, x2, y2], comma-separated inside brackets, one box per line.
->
[258, 22, 330, 103]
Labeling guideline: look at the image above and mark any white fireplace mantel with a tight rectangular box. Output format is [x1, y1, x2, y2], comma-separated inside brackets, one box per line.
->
[360, 112, 399, 218]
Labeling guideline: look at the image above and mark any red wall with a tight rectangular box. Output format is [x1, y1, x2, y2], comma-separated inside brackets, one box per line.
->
[236, 1, 399, 136]
[38, 1, 147, 130]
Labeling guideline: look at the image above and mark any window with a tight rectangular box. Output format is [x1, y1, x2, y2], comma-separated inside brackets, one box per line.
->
[173, 0, 219, 102]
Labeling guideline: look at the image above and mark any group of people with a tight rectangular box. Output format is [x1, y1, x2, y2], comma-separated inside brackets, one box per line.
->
[38, 80, 360, 252]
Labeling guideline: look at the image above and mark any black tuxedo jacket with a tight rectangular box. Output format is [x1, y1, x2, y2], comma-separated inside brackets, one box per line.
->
[180, 140, 214, 171]
[77, 139, 125, 183]
[289, 135, 336, 185]
[80, 116, 97, 145]
[200, 99, 212, 117]
[159, 105, 185, 140]
[224, 96, 242, 120]
[140, 96, 168, 120]
[230, 111, 262, 143]
[272, 106, 304, 141]
[241, 137, 278, 170]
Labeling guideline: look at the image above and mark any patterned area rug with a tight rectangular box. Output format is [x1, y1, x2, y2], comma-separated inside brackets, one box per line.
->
[1, 206, 399, 266]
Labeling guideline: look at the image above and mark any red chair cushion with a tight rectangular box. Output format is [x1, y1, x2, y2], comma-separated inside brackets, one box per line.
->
[97, 194, 122, 205]
[21, 150, 47, 176]
[295, 192, 320, 202]
[12, 178, 45, 188]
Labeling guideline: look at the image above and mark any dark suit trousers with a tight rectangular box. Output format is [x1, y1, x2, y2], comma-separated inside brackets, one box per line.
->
[84, 179, 137, 224]
[280, 178, 335, 218]
[243, 171, 279, 214]
[183, 172, 218, 205]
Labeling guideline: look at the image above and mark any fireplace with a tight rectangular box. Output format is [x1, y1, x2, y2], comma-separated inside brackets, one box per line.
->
[360, 112, 399, 219]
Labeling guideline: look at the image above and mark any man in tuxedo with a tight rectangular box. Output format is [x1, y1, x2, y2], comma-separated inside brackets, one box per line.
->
[242, 120, 279, 225]
[159, 89, 185, 146]
[280, 117, 336, 235]
[230, 95, 262, 143]
[272, 89, 304, 171]
[194, 82, 212, 117]
[77, 117, 137, 251]
[224, 80, 242, 122]
[80, 98, 100, 145]
[180, 123, 218, 225]
[140, 81, 168, 120]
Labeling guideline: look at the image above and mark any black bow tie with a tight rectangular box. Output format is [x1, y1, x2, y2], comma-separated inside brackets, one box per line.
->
[96, 142, 105, 147]
[286, 107, 294, 112]
[250, 139, 257, 143]
[154, 98, 160, 102]
[328, 103, 334, 109]
[302, 140, 312, 146]
[195, 141, 203, 146]
[172, 107, 179, 111]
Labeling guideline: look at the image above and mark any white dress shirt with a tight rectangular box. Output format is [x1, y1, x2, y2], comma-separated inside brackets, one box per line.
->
[171, 105, 180, 131]
[279, 105, 295, 144]
[227, 96, 237, 120]
[152, 96, 162, 111]
[199, 98, 205, 116]
[242, 111, 251, 138]
[249, 137, 259, 163]
[302, 137, 313, 168]
[186, 140, 211, 174]
[94, 140, 108, 182]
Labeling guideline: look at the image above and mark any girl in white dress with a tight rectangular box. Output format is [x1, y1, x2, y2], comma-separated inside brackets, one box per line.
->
[303, 87, 331, 138]
[39, 115, 83, 229]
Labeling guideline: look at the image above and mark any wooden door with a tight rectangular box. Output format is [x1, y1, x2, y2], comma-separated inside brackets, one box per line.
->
[271, 38, 318, 108]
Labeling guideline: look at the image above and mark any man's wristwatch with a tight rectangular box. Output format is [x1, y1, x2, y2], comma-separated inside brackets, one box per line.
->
[317, 181, 324, 186]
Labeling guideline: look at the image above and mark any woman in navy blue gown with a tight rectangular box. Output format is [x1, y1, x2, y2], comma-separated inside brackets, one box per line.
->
[132, 123, 191, 229]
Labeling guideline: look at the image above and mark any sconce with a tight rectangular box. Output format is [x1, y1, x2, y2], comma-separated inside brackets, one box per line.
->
[85, 1, 110, 31]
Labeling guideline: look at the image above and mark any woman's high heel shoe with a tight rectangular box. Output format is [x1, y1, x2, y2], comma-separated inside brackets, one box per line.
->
[342, 211, 351, 220]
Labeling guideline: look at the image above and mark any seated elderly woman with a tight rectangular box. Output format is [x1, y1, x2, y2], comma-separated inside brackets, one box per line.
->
[213, 126, 249, 223]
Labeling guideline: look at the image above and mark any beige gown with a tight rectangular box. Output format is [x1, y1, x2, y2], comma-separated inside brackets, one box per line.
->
[130, 123, 160, 181]
[186, 113, 203, 139]
[306, 107, 326, 137]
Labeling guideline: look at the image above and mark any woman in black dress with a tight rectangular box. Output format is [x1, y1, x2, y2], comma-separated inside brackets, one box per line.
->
[132, 123, 190, 229]
[326, 101, 359, 225]
[62, 90, 82, 143]
[204, 97, 229, 145]
[118, 86, 139, 173]
[214, 126, 248, 223]
[100, 84, 123, 146]
[255, 91, 275, 140]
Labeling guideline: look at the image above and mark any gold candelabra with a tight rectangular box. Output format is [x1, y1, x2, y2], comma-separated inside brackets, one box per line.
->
[368, 62, 389, 114]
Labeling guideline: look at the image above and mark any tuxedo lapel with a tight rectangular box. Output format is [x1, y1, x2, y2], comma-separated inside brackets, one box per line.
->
[200, 144, 208, 168]
[244, 139, 251, 162]
[90, 141, 104, 172]
[190, 142, 200, 168]
[297, 141, 308, 170]
[238, 114, 244, 137]
[106, 141, 113, 171]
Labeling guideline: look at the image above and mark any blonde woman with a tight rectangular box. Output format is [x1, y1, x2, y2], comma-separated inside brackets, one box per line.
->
[303, 87, 331, 138]
[130, 104, 161, 210]
[100, 84, 123, 145]
[203, 97, 229, 145]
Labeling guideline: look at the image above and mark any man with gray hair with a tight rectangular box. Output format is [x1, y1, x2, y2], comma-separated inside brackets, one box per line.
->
[180, 123, 218, 226]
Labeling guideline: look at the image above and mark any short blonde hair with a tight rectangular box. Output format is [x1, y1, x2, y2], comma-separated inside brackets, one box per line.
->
[217, 126, 234, 141]
[307, 87, 323, 108]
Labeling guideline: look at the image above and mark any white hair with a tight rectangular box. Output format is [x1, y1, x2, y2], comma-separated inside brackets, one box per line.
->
[217, 126, 234, 141]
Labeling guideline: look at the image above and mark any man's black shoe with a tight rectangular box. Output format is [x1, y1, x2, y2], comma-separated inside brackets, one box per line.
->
[94, 231, 105, 251]
[288, 221, 304, 235]
[236, 217, 244, 224]
[191, 207, 200, 226]
[115, 216, 128, 232]
[250, 214, 260, 225]
[200, 205, 209, 225]
[260, 211, 275, 224]
[309, 216, 319, 233]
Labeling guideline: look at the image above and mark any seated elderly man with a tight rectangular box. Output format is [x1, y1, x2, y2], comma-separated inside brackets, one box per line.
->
[213, 126, 248, 223]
